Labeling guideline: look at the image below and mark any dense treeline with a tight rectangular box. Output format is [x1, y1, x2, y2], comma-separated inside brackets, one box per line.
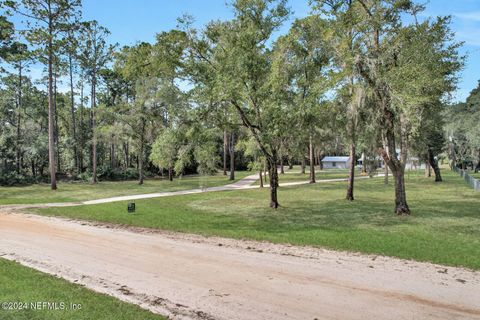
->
[445, 81, 480, 172]
[0, 0, 472, 214]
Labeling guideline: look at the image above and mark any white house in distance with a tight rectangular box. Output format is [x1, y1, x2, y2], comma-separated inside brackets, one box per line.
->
[322, 156, 350, 169]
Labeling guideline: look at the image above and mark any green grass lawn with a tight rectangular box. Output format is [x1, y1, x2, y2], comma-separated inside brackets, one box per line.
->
[0, 171, 250, 205]
[467, 171, 480, 179]
[36, 170, 480, 269]
[0, 258, 164, 320]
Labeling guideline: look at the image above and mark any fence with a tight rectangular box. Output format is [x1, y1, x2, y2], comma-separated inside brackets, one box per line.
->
[453, 167, 480, 192]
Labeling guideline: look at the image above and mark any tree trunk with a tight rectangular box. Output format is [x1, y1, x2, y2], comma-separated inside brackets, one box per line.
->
[229, 132, 235, 181]
[288, 158, 293, 170]
[476, 150, 480, 173]
[392, 168, 409, 215]
[259, 170, 263, 188]
[362, 152, 367, 174]
[31, 160, 36, 178]
[54, 71, 60, 173]
[280, 156, 284, 174]
[264, 160, 267, 180]
[79, 77, 84, 172]
[425, 161, 431, 177]
[69, 53, 78, 173]
[449, 142, 456, 170]
[91, 74, 98, 184]
[16, 64, 23, 174]
[138, 146, 144, 185]
[384, 161, 389, 185]
[346, 143, 355, 201]
[345, 75, 357, 201]
[309, 136, 316, 183]
[428, 148, 442, 182]
[223, 129, 228, 176]
[110, 140, 113, 168]
[393, 166, 410, 215]
[124, 142, 129, 168]
[386, 158, 410, 215]
[267, 153, 279, 209]
[378, 95, 410, 215]
[301, 158, 306, 174]
[138, 120, 146, 185]
[47, 26, 57, 190]
[168, 167, 173, 181]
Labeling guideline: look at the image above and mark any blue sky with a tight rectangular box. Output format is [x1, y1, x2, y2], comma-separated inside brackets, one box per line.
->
[9, 0, 480, 102]
[80, 0, 480, 102]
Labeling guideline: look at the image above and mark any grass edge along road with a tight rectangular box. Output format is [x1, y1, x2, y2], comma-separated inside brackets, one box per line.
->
[37, 170, 480, 270]
[0, 258, 165, 320]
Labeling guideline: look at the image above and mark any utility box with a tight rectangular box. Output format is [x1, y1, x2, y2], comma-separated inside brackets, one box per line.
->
[127, 202, 136, 213]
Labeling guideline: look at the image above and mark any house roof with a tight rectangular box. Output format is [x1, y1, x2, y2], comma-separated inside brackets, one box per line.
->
[322, 156, 350, 162]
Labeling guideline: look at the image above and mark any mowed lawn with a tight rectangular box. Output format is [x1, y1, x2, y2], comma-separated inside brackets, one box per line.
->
[37, 170, 480, 270]
[0, 172, 250, 205]
[0, 259, 164, 320]
[467, 171, 480, 179]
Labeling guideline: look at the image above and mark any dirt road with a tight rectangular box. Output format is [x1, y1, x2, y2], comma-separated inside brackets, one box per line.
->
[1, 213, 479, 320]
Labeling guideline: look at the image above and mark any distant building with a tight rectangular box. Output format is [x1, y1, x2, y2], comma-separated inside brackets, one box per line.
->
[321, 156, 350, 169]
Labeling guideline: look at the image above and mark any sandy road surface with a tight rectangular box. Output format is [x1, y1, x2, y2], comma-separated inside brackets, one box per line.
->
[1, 213, 479, 320]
